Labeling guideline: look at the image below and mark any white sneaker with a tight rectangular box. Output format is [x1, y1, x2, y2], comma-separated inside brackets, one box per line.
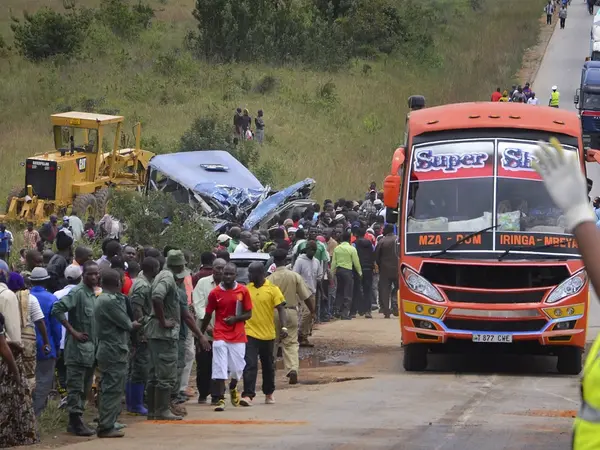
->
[265, 394, 275, 404]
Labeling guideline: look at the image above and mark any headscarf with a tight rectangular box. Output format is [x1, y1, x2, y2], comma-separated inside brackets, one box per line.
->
[7, 272, 25, 292]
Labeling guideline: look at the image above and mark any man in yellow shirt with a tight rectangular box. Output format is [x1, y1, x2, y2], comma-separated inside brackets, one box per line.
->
[240, 262, 287, 407]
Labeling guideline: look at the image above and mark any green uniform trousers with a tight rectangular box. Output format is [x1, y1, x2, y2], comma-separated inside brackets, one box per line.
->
[148, 339, 178, 391]
[171, 338, 186, 397]
[97, 360, 127, 433]
[66, 364, 95, 415]
[129, 342, 150, 384]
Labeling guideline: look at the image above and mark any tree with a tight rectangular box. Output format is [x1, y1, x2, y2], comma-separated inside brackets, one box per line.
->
[11, 7, 90, 61]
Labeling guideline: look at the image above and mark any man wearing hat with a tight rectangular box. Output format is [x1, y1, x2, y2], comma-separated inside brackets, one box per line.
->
[30, 267, 62, 416]
[51, 260, 100, 436]
[171, 251, 210, 415]
[216, 234, 231, 252]
[146, 250, 209, 420]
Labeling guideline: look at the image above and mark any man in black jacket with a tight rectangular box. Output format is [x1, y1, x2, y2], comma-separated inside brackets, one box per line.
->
[351, 227, 374, 319]
[374, 224, 399, 318]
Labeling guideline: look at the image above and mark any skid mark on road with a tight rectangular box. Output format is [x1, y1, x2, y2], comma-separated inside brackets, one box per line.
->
[145, 419, 308, 425]
[432, 375, 498, 450]
[508, 409, 576, 418]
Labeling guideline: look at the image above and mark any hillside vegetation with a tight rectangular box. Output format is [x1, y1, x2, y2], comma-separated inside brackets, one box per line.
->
[0, 0, 547, 202]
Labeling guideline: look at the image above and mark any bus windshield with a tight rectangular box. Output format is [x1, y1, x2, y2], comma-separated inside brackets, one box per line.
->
[405, 139, 580, 258]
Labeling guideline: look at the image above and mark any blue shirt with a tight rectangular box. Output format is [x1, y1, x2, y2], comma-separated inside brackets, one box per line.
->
[31, 286, 62, 360]
[0, 231, 11, 253]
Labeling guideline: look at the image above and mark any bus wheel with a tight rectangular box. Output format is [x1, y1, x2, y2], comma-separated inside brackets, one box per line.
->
[557, 347, 582, 375]
[403, 344, 428, 371]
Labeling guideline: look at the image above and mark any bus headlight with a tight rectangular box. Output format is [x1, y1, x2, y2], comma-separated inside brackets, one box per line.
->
[546, 270, 587, 304]
[402, 266, 444, 302]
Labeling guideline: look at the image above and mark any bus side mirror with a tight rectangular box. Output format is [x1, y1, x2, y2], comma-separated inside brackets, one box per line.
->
[384, 147, 405, 208]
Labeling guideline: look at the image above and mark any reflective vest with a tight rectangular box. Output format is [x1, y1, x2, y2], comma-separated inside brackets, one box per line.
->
[550, 90, 560, 107]
[573, 336, 600, 449]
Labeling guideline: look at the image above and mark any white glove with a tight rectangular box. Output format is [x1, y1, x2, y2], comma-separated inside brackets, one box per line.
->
[535, 138, 596, 232]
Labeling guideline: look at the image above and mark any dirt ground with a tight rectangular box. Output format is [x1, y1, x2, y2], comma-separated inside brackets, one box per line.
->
[34, 314, 402, 448]
[516, 12, 557, 85]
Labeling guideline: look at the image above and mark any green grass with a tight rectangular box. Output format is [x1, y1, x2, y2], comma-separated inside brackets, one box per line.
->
[38, 399, 69, 437]
[0, 0, 547, 203]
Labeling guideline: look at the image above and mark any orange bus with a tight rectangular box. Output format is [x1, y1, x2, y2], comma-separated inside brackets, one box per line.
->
[383, 101, 596, 374]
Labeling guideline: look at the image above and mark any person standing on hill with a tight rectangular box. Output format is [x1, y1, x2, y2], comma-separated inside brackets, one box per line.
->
[499, 90, 509, 102]
[241, 109, 252, 140]
[255, 110, 265, 144]
[491, 88, 502, 102]
[233, 108, 243, 139]
[559, 5, 567, 28]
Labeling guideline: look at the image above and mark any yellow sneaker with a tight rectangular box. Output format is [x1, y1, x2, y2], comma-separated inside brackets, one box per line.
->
[230, 387, 240, 407]
[214, 399, 226, 412]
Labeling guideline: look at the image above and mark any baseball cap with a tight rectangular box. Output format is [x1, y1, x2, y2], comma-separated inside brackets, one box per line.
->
[217, 234, 231, 244]
[65, 264, 83, 281]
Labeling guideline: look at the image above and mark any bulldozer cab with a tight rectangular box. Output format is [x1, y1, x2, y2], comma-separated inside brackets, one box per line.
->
[51, 112, 124, 184]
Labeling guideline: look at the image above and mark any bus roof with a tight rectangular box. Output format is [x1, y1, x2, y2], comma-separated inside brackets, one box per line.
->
[407, 102, 580, 138]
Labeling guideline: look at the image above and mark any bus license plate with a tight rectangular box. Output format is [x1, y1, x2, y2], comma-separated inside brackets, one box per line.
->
[472, 334, 513, 343]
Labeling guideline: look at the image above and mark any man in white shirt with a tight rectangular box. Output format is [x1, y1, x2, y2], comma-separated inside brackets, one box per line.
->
[233, 232, 261, 254]
[527, 92, 539, 105]
[293, 241, 323, 347]
[53, 264, 82, 400]
[68, 212, 85, 242]
[192, 258, 226, 405]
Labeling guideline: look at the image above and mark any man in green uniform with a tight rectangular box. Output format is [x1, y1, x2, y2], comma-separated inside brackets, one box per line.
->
[127, 256, 161, 415]
[51, 260, 99, 437]
[146, 249, 209, 420]
[94, 269, 141, 438]
[170, 251, 210, 416]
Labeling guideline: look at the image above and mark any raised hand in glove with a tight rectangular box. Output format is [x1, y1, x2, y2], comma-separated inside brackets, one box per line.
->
[535, 137, 597, 232]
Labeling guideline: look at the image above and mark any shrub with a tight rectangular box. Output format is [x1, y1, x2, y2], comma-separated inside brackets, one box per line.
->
[317, 81, 337, 103]
[11, 7, 91, 61]
[191, 0, 437, 69]
[253, 75, 278, 94]
[110, 190, 214, 265]
[179, 116, 235, 153]
[178, 115, 262, 173]
[97, 0, 155, 39]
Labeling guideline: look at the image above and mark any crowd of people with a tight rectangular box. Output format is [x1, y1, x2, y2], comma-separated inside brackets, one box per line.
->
[490, 83, 561, 107]
[490, 83, 540, 105]
[0, 181, 399, 445]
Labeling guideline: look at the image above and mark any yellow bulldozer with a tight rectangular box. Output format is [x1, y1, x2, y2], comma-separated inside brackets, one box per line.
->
[2, 111, 155, 225]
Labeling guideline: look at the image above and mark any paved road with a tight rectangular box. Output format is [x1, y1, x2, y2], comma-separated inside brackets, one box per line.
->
[58, 318, 578, 450]
[534, 1, 600, 341]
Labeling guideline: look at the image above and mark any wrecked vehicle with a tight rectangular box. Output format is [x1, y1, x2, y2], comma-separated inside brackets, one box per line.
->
[146, 150, 315, 230]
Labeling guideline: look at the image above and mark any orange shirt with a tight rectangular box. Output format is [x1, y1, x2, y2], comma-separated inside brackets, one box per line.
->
[351, 233, 376, 246]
